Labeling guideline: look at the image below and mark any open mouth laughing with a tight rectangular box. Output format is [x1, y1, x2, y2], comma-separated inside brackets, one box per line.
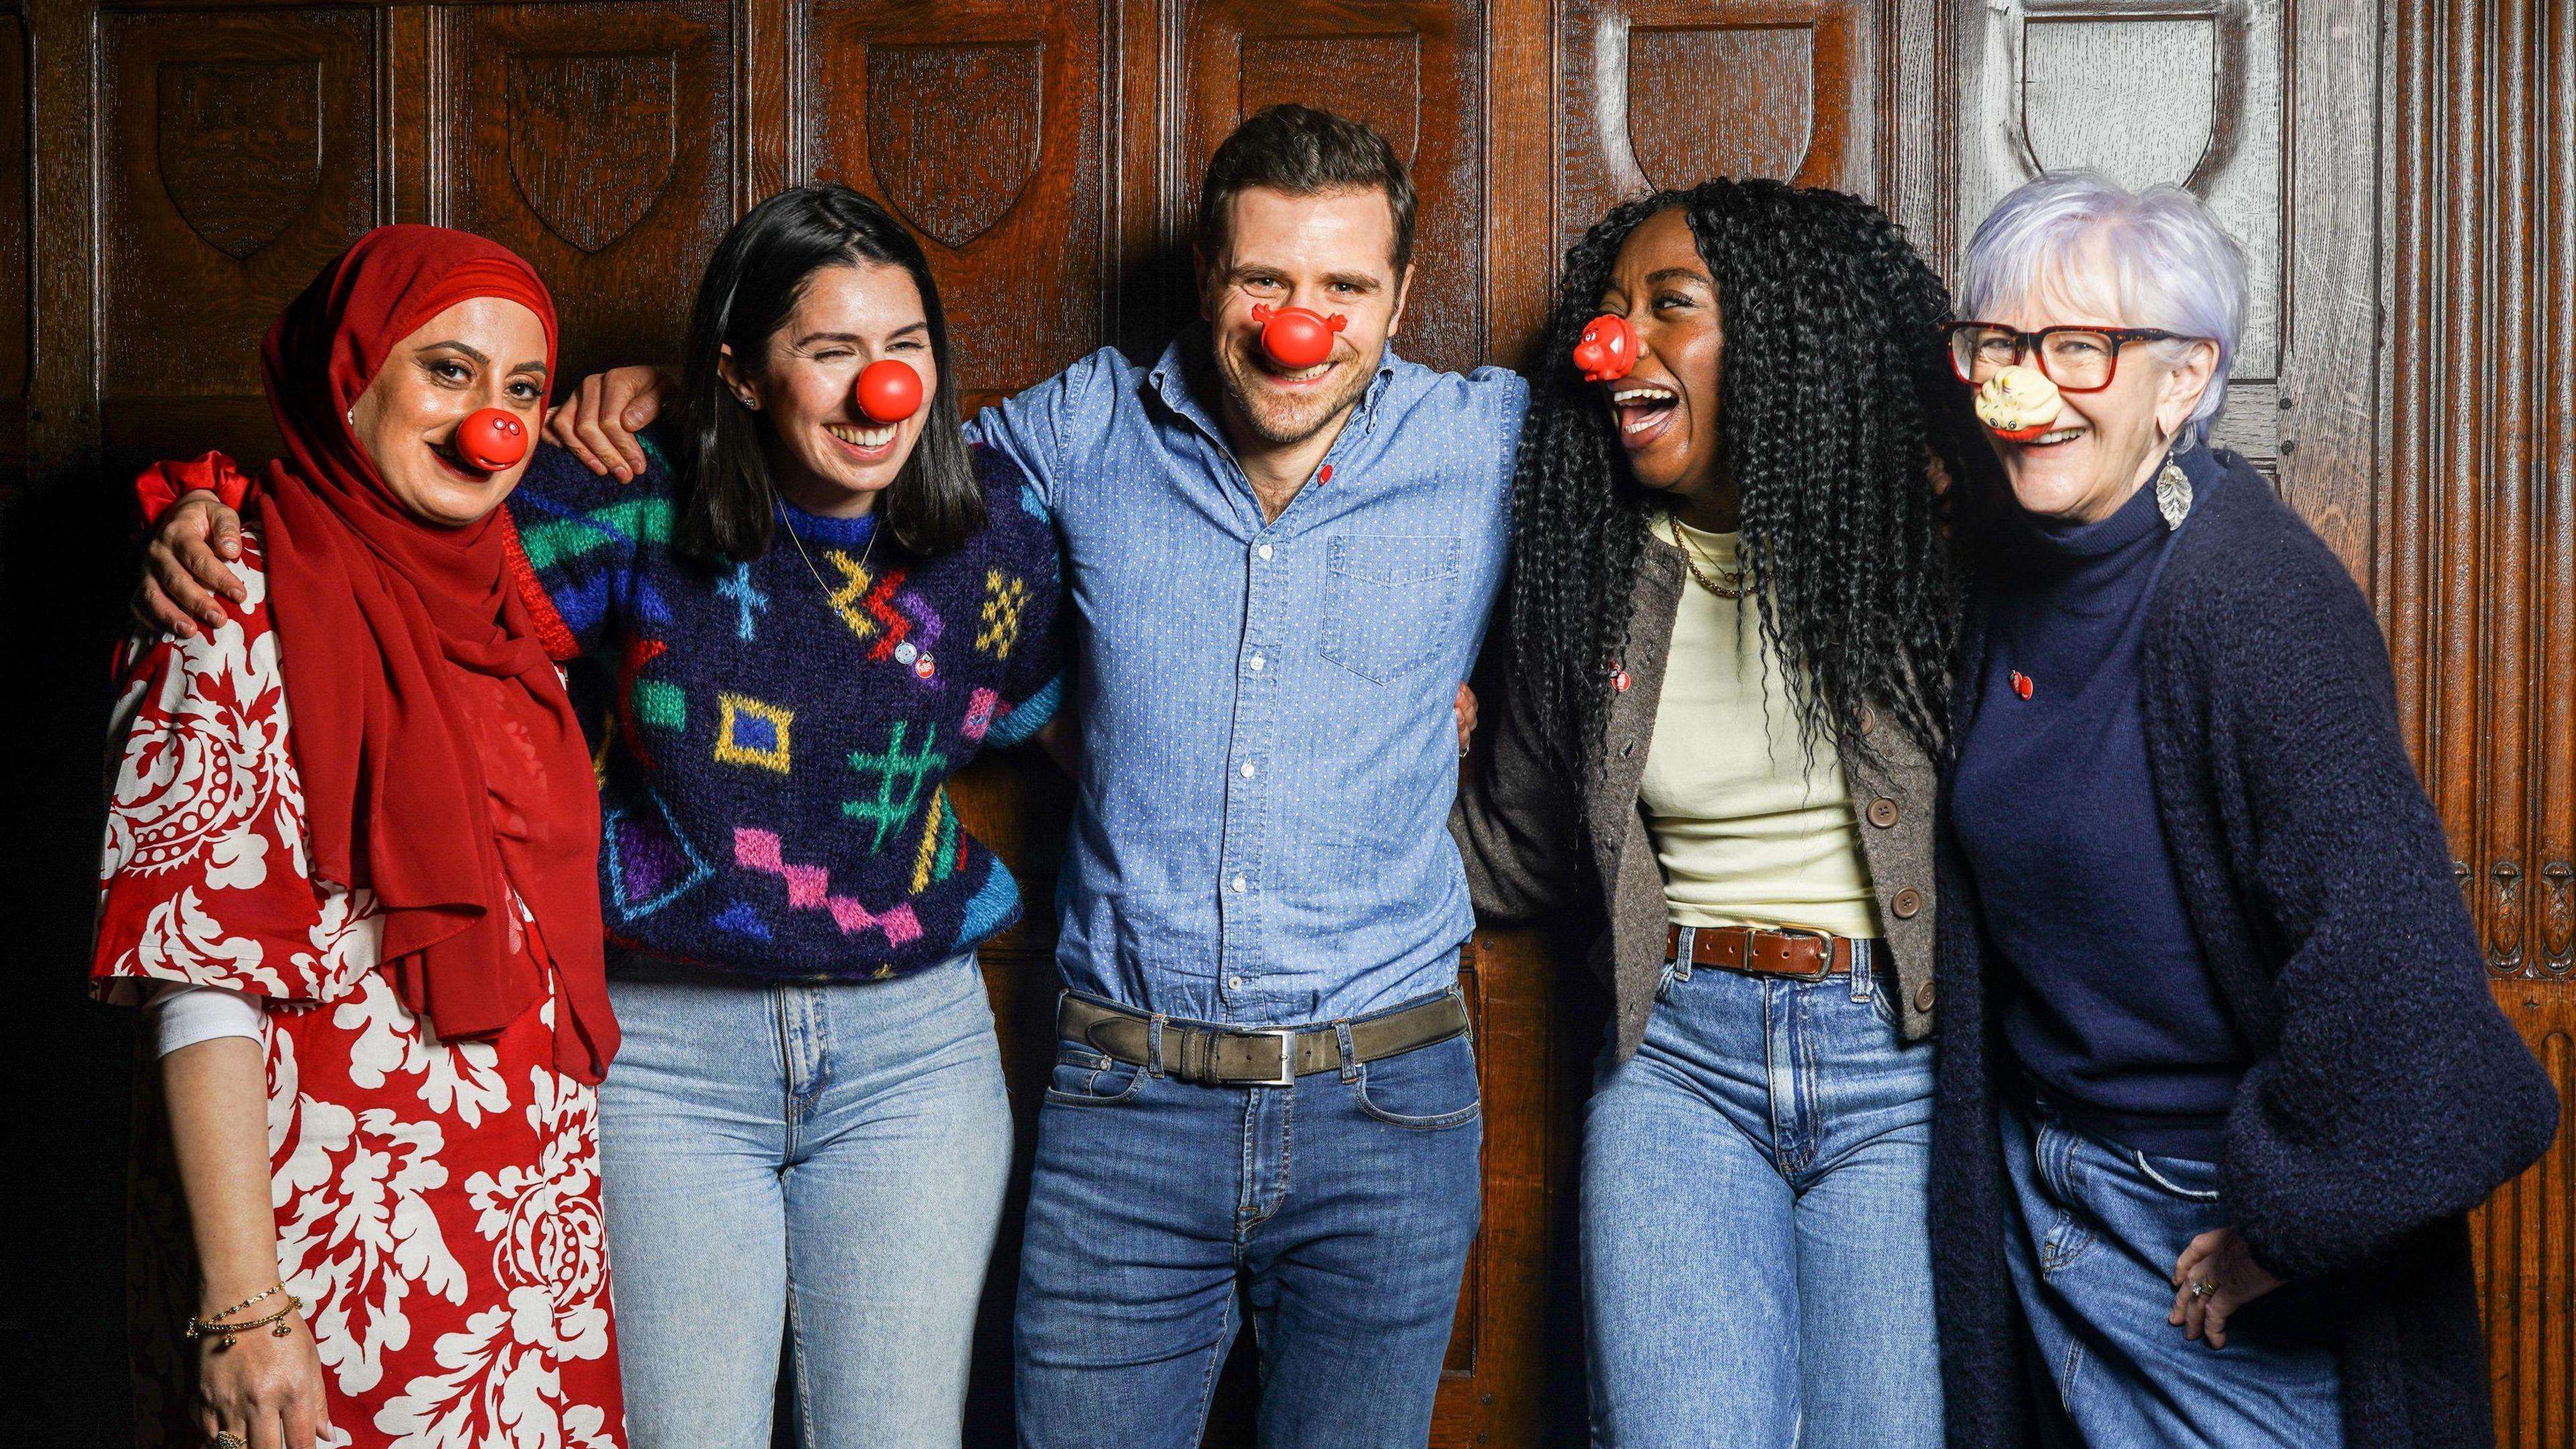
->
[1608, 380, 1680, 446]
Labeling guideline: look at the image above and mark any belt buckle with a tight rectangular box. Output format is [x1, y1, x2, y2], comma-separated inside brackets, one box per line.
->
[1246, 1027, 1299, 1087]
[1772, 927, 1834, 981]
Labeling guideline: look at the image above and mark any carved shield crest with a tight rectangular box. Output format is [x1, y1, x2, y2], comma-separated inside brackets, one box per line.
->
[157, 60, 323, 262]
[865, 43, 1042, 250]
[2019, 15, 2224, 191]
[507, 52, 678, 254]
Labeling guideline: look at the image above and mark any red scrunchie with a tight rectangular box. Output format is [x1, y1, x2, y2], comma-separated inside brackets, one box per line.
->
[134, 451, 255, 524]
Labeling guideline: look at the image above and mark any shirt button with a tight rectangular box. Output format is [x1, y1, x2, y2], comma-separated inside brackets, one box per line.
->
[1232, 875, 1247, 893]
[1241, 761, 1256, 778]
[1228, 975, 1244, 991]
[1914, 979, 1937, 1012]
[1867, 798, 1900, 828]
[1258, 543, 1274, 560]
[1891, 887, 1924, 919]
[1250, 655, 1265, 672]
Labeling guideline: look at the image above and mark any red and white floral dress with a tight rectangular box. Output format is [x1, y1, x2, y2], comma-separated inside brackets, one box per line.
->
[93, 533, 625, 1449]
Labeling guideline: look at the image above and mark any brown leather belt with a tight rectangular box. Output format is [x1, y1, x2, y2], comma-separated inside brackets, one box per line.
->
[1664, 924, 1880, 982]
[1057, 991, 1470, 1087]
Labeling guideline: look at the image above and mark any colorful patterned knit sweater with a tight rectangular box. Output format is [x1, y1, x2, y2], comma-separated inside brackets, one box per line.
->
[504, 430, 1064, 980]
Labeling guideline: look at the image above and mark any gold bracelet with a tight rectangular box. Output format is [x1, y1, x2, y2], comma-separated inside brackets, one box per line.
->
[197, 1281, 284, 1322]
[185, 1295, 303, 1350]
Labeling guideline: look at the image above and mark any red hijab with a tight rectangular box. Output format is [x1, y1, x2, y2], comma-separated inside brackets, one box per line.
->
[253, 225, 615, 1083]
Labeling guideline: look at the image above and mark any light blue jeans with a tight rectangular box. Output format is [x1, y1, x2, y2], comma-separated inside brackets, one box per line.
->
[2000, 1098, 2345, 1448]
[597, 951, 1013, 1449]
[1581, 947, 1941, 1449]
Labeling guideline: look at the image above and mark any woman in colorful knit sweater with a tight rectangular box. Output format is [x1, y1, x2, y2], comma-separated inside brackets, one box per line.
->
[142, 186, 1064, 1448]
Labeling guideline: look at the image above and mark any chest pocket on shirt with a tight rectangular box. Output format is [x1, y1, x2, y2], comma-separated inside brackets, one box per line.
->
[1320, 534, 1461, 685]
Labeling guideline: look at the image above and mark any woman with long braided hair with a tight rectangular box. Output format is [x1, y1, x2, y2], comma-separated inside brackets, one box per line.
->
[1453, 179, 1975, 1446]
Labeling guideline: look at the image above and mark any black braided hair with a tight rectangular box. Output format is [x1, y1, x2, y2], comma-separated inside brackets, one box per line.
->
[1507, 178, 1978, 780]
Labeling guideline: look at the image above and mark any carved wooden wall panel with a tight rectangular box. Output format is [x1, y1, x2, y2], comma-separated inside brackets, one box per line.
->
[2387, 1, 2576, 1436]
[1174, 0, 1487, 376]
[1561, 0, 1882, 254]
[449, 2, 735, 394]
[100, 8, 379, 465]
[808, 0, 1108, 413]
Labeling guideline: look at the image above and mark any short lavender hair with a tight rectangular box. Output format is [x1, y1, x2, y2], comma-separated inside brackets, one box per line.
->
[1956, 172, 2248, 441]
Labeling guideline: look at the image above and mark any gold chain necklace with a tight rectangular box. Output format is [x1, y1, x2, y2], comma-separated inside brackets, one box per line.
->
[1666, 515, 1745, 599]
[780, 498, 879, 615]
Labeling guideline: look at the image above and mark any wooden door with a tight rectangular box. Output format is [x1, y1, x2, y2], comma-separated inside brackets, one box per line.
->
[11, 1, 2572, 1444]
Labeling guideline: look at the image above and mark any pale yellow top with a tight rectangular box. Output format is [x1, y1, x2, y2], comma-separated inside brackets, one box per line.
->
[1640, 519, 1885, 938]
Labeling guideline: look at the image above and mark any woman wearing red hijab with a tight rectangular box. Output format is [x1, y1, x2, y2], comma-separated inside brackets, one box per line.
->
[93, 226, 625, 1449]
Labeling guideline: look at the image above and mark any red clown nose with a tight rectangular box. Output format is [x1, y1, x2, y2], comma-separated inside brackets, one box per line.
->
[1250, 304, 1347, 370]
[1572, 313, 1640, 383]
[856, 358, 924, 424]
[455, 409, 529, 471]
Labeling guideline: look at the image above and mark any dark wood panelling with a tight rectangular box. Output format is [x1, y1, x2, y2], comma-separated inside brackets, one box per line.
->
[1562, 0, 1882, 254]
[808, 0, 1108, 411]
[1177, 0, 1487, 376]
[2387, 0, 2576, 1437]
[0, 12, 27, 486]
[449, 1, 735, 394]
[100, 7, 379, 464]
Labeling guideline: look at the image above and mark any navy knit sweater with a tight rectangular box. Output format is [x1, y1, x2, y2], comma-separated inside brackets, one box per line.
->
[505, 431, 1064, 979]
[1932, 447, 2558, 1449]
[1952, 446, 2248, 1160]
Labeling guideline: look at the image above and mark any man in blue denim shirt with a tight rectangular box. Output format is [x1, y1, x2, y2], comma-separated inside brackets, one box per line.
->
[973, 108, 1521, 1448]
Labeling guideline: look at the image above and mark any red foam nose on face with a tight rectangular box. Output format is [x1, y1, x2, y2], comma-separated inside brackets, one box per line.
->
[856, 358, 925, 424]
[1572, 314, 1640, 383]
[1249, 304, 1348, 370]
[455, 409, 529, 472]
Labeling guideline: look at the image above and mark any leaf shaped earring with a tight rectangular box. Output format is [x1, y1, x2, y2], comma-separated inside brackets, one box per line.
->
[2156, 460, 2193, 531]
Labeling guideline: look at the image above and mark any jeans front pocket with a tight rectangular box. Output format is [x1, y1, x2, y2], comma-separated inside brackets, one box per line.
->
[1354, 1031, 1481, 1129]
[1319, 534, 1462, 684]
[1043, 1040, 1145, 1107]
[2130, 1148, 2224, 1203]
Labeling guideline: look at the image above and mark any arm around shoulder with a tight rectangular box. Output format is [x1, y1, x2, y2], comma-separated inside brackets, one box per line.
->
[95, 545, 382, 1012]
[1450, 645, 1589, 924]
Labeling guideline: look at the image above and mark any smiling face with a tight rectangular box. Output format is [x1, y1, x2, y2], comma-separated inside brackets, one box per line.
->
[720, 260, 936, 517]
[1595, 207, 1727, 511]
[1974, 249, 2218, 525]
[1198, 185, 1413, 449]
[347, 296, 550, 526]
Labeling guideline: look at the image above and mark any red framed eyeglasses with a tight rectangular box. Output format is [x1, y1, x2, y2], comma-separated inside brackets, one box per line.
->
[1943, 321, 2198, 392]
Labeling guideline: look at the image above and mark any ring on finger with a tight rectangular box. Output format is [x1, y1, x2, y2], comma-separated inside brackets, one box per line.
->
[213, 1434, 248, 1449]
[2188, 1278, 2218, 1299]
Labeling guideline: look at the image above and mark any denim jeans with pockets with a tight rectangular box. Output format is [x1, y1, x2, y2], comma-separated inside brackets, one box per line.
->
[1580, 945, 1942, 1449]
[2000, 1097, 2345, 1448]
[597, 950, 1013, 1449]
[1013, 987, 1485, 1449]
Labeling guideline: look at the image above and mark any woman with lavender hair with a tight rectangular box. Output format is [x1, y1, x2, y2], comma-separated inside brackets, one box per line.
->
[1929, 171, 2555, 1449]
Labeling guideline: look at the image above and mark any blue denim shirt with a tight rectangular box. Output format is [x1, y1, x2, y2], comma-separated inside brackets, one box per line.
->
[970, 330, 1522, 1026]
